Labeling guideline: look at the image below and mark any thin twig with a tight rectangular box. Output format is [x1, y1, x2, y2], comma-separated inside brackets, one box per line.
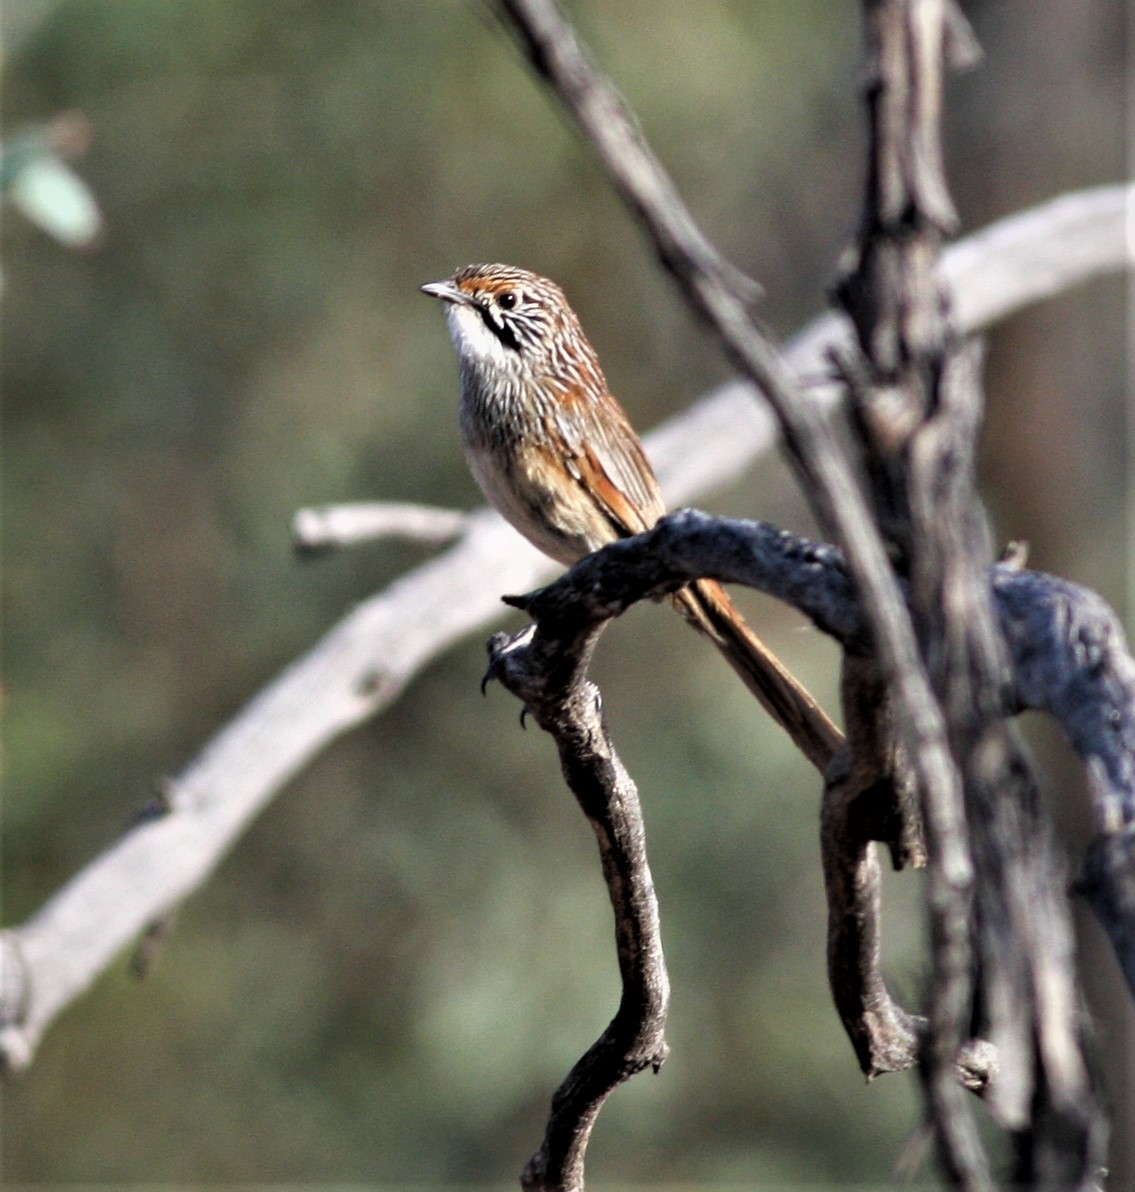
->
[292, 501, 472, 553]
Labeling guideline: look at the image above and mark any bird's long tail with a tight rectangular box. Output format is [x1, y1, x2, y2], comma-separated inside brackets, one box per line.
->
[674, 579, 843, 772]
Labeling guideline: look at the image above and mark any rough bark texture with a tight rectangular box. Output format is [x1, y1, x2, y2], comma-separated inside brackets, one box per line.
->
[485, 614, 669, 1192]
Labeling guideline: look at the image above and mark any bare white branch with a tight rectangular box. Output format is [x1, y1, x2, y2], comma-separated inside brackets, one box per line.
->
[292, 501, 473, 551]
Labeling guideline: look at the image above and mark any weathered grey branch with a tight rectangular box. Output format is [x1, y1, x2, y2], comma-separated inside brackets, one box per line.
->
[836, 5, 993, 1184]
[835, 2, 1106, 1184]
[3, 184, 1121, 1076]
[847, 1, 1111, 1182]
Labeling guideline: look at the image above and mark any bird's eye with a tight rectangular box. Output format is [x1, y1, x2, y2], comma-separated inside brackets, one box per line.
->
[497, 291, 518, 311]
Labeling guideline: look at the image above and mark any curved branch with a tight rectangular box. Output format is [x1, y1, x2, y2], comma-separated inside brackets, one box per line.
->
[484, 625, 669, 1191]
[654, 181, 1132, 509]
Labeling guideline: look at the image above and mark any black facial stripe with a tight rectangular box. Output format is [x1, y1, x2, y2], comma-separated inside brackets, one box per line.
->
[477, 303, 521, 352]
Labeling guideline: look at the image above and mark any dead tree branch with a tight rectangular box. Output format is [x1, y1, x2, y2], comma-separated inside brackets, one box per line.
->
[484, 615, 669, 1192]
[835, 1, 1104, 1183]
[292, 501, 474, 553]
[499, 509, 1135, 941]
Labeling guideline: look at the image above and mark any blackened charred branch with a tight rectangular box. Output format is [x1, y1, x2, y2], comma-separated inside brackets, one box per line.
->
[1005, 573, 1135, 999]
[484, 620, 669, 1192]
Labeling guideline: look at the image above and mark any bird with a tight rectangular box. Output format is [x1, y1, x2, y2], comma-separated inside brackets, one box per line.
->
[421, 263, 841, 771]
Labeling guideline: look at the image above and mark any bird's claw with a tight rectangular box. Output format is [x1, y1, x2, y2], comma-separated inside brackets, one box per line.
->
[481, 623, 538, 694]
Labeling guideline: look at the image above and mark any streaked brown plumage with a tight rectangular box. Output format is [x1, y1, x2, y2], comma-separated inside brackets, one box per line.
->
[422, 263, 840, 770]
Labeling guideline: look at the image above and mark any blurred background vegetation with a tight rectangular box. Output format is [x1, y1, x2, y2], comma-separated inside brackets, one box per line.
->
[1, 1, 1128, 1186]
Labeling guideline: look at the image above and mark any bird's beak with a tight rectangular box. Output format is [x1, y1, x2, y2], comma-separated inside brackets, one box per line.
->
[420, 278, 470, 306]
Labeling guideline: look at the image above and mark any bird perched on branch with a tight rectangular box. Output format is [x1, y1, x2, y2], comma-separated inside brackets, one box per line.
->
[422, 262, 839, 770]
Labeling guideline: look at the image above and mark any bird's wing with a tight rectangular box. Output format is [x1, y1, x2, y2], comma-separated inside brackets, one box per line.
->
[547, 389, 667, 539]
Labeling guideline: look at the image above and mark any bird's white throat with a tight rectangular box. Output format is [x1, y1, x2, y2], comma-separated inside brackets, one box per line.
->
[445, 302, 519, 375]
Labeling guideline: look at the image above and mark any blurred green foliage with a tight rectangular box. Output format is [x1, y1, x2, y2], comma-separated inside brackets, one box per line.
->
[1, 1, 1127, 1186]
